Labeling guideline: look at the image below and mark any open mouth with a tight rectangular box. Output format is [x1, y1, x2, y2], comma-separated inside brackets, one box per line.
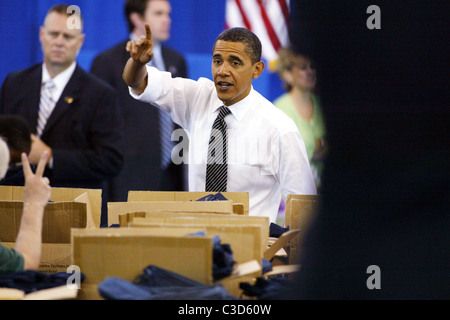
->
[217, 81, 232, 90]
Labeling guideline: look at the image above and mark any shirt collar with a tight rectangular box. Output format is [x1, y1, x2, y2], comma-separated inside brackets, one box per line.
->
[42, 62, 77, 91]
[212, 87, 256, 122]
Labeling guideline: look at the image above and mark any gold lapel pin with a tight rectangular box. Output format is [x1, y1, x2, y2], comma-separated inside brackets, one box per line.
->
[64, 97, 74, 104]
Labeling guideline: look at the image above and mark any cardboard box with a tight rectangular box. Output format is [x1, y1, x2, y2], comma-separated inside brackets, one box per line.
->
[130, 218, 265, 264]
[285, 194, 319, 230]
[71, 228, 215, 299]
[0, 186, 101, 273]
[285, 194, 320, 264]
[0, 186, 101, 228]
[119, 211, 270, 250]
[108, 200, 234, 227]
[128, 191, 250, 215]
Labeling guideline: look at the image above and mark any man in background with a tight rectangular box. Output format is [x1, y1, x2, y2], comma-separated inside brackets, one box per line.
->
[91, 0, 188, 211]
[0, 5, 124, 226]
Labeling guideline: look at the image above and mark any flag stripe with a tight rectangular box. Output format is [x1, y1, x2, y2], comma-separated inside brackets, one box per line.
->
[278, 0, 290, 26]
[256, 0, 282, 52]
[234, 0, 252, 30]
[226, 0, 291, 62]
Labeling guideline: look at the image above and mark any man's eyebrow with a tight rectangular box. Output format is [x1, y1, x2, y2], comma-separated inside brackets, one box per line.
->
[213, 53, 222, 59]
[229, 55, 244, 63]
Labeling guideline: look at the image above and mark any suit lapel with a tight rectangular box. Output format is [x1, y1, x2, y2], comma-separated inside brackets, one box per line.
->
[27, 65, 44, 134]
[42, 66, 81, 136]
[161, 46, 174, 75]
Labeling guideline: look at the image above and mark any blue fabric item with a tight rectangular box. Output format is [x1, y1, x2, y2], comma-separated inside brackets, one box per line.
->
[261, 258, 273, 274]
[98, 266, 236, 300]
[196, 193, 228, 202]
[187, 234, 236, 281]
[239, 277, 293, 300]
[270, 223, 290, 238]
[212, 236, 235, 281]
[134, 266, 204, 288]
[0, 271, 84, 294]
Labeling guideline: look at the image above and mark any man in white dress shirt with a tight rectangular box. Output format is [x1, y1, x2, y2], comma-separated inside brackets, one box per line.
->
[123, 24, 316, 223]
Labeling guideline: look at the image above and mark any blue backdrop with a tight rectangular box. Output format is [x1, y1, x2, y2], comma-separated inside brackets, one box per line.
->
[0, 0, 284, 102]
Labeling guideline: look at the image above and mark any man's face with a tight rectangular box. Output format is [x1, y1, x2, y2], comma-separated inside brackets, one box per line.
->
[144, 0, 171, 43]
[212, 40, 264, 106]
[39, 12, 85, 68]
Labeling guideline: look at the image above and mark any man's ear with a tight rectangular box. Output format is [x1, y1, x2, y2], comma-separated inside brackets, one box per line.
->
[39, 26, 45, 44]
[252, 61, 265, 79]
[130, 12, 145, 33]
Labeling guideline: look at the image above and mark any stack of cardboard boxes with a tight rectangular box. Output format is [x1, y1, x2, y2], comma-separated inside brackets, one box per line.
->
[0, 187, 316, 300]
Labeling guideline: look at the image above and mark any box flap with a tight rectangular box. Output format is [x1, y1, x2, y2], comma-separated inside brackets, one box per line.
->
[264, 229, 301, 261]
[108, 201, 234, 226]
[128, 191, 249, 215]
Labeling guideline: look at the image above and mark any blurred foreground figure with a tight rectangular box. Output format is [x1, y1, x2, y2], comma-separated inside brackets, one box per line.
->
[287, 0, 449, 299]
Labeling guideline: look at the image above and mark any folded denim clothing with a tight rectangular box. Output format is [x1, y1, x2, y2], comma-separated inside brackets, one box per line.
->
[212, 236, 235, 281]
[134, 265, 204, 288]
[261, 258, 273, 274]
[187, 233, 236, 281]
[98, 266, 236, 300]
[269, 223, 290, 238]
[196, 192, 228, 202]
[0, 271, 84, 294]
[239, 277, 293, 300]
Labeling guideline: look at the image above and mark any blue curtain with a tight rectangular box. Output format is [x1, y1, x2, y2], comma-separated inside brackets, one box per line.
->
[0, 0, 283, 102]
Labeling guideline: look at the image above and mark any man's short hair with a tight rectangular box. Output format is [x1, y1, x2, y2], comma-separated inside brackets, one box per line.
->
[214, 28, 262, 64]
[46, 4, 84, 29]
[125, 0, 167, 33]
[0, 115, 32, 158]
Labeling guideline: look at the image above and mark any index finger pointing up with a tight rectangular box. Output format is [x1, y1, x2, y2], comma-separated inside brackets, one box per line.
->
[145, 24, 152, 41]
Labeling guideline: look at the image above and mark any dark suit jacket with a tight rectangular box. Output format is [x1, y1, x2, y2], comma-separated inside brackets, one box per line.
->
[90, 40, 188, 203]
[0, 64, 124, 190]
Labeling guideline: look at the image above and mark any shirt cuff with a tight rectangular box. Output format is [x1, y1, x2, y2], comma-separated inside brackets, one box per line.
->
[128, 65, 163, 102]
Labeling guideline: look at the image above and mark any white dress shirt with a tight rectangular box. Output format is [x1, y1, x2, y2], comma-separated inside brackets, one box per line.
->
[130, 66, 317, 223]
[41, 62, 76, 105]
[40, 62, 76, 169]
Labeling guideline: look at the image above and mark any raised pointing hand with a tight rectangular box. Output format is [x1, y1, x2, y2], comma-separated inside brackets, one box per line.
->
[126, 24, 154, 65]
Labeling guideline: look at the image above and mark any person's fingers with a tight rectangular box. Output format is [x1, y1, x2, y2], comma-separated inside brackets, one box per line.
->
[146, 49, 153, 60]
[21, 153, 32, 178]
[145, 24, 152, 41]
[43, 177, 50, 185]
[126, 41, 132, 52]
[35, 151, 49, 178]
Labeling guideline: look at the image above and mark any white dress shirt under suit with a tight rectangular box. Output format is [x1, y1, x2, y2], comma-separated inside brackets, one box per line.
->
[130, 66, 317, 223]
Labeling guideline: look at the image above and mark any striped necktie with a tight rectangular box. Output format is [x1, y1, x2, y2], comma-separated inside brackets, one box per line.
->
[205, 106, 232, 192]
[36, 80, 56, 138]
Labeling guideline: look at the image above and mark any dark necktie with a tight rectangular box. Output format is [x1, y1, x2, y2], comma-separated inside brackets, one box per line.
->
[205, 106, 232, 192]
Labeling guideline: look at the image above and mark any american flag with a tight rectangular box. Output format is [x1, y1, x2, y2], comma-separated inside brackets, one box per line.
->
[225, 0, 291, 65]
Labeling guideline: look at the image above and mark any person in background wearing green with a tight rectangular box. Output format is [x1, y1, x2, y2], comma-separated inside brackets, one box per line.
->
[274, 48, 327, 189]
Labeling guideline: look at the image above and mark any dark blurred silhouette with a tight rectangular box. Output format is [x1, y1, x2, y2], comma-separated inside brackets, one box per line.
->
[287, 0, 449, 299]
